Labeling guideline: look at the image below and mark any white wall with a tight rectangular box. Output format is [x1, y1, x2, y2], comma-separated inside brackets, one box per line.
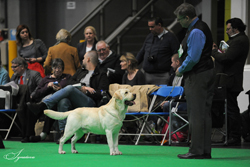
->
[238, 66, 250, 113]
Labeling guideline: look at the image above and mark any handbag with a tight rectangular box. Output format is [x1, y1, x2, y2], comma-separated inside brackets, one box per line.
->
[27, 40, 46, 78]
[28, 62, 45, 78]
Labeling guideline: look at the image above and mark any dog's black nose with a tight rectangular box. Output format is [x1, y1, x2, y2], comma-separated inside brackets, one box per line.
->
[133, 94, 136, 98]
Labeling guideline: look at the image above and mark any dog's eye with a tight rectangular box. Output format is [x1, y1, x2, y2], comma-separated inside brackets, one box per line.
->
[125, 91, 128, 94]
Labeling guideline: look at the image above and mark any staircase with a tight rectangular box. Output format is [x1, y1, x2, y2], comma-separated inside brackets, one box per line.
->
[70, 0, 202, 57]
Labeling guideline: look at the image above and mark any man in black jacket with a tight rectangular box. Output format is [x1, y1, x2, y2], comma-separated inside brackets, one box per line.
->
[136, 17, 180, 85]
[28, 51, 109, 142]
[212, 18, 249, 146]
[96, 40, 124, 84]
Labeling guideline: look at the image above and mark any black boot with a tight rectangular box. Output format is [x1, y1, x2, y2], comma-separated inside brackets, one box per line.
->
[29, 136, 42, 142]
[27, 102, 48, 115]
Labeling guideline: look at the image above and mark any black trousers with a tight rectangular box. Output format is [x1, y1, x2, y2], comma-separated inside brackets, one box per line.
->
[227, 90, 241, 139]
[184, 69, 215, 155]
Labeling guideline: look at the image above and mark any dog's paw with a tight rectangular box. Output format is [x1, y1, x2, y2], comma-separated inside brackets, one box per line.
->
[110, 151, 122, 155]
[110, 152, 116, 156]
[72, 150, 78, 154]
[116, 151, 122, 155]
[59, 151, 66, 154]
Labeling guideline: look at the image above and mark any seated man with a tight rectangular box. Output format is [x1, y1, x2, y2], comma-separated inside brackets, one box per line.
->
[96, 40, 125, 84]
[160, 53, 185, 110]
[28, 51, 109, 142]
[159, 54, 187, 134]
[10, 57, 42, 142]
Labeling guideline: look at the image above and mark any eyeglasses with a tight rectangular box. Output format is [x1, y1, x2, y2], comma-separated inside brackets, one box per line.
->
[97, 48, 107, 52]
[177, 17, 186, 22]
[226, 27, 232, 31]
[20, 31, 28, 34]
[53, 67, 62, 70]
[11, 65, 21, 68]
[148, 25, 155, 29]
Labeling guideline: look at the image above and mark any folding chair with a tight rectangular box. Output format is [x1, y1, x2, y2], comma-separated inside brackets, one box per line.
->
[132, 85, 185, 145]
[0, 109, 21, 140]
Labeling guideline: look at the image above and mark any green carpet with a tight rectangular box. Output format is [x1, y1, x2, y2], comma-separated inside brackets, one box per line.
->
[0, 141, 249, 167]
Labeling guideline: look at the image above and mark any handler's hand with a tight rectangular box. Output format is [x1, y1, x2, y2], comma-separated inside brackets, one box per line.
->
[175, 67, 183, 77]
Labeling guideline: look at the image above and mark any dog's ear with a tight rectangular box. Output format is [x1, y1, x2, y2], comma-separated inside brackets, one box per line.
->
[113, 91, 123, 100]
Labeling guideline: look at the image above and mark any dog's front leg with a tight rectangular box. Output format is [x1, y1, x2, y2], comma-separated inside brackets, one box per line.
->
[113, 132, 122, 155]
[105, 130, 116, 155]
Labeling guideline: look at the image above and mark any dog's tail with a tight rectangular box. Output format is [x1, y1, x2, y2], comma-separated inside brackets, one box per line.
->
[44, 109, 71, 120]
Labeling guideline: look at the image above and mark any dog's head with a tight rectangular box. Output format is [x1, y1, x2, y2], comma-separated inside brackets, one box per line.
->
[113, 89, 136, 106]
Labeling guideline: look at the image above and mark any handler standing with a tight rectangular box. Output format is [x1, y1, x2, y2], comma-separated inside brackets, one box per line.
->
[174, 3, 215, 159]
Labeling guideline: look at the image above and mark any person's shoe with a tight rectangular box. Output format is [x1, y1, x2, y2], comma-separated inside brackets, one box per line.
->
[21, 137, 30, 143]
[29, 136, 42, 142]
[27, 102, 47, 115]
[202, 153, 212, 159]
[226, 137, 241, 146]
[177, 152, 204, 159]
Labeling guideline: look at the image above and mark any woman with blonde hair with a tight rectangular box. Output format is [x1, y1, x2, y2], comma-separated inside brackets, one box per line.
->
[120, 52, 145, 85]
[44, 29, 81, 76]
[77, 26, 98, 64]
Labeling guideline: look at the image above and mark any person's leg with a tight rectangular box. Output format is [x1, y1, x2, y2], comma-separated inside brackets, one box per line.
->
[43, 85, 96, 109]
[57, 98, 72, 131]
[227, 91, 241, 142]
[185, 69, 214, 155]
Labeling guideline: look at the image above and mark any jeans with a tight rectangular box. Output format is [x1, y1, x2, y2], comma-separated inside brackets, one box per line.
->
[57, 98, 72, 131]
[43, 85, 96, 109]
[43, 85, 96, 130]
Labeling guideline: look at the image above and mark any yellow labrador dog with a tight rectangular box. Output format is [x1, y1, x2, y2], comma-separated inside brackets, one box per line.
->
[44, 89, 136, 155]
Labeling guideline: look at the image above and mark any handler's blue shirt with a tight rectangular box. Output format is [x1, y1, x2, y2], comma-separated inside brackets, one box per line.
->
[179, 18, 206, 74]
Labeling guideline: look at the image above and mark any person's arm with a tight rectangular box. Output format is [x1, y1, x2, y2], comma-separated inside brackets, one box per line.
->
[1, 71, 10, 85]
[43, 47, 52, 70]
[87, 72, 109, 102]
[73, 48, 81, 70]
[212, 39, 243, 63]
[37, 39, 48, 62]
[136, 41, 146, 64]
[178, 29, 206, 74]
[136, 70, 146, 85]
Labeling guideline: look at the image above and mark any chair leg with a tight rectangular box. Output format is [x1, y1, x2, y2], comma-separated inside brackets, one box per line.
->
[0, 135, 5, 149]
[4, 113, 18, 140]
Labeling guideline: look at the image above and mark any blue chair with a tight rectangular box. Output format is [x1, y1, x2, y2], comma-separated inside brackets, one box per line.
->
[127, 85, 185, 145]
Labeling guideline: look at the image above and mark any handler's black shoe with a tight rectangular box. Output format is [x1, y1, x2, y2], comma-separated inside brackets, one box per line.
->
[27, 102, 47, 115]
[29, 136, 42, 142]
[178, 152, 204, 159]
[202, 153, 212, 159]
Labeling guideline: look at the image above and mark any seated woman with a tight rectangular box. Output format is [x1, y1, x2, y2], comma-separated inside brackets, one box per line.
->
[77, 26, 98, 65]
[119, 52, 145, 135]
[120, 52, 145, 86]
[29, 58, 71, 142]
